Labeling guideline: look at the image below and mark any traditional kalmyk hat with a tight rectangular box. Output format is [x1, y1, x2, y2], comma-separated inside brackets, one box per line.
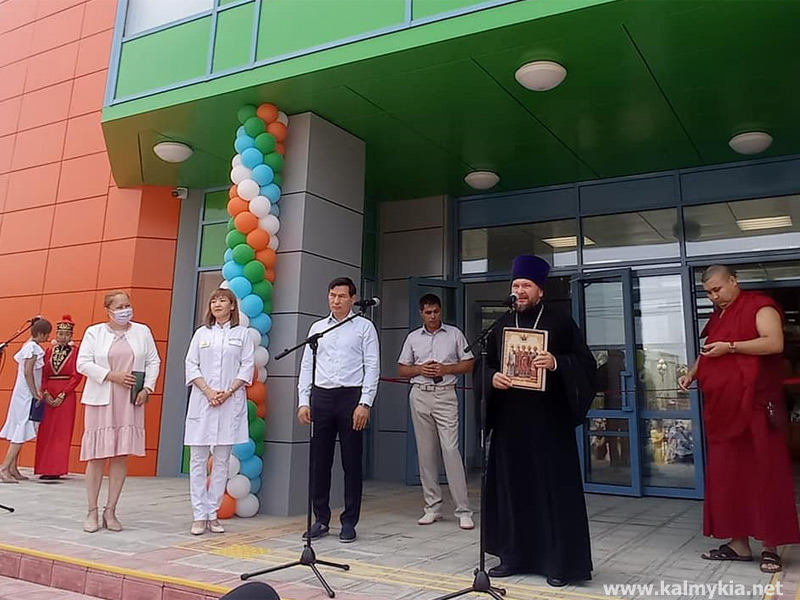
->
[56, 314, 75, 333]
[511, 255, 551, 288]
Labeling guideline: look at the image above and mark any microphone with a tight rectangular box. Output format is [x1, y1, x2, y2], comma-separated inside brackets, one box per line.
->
[354, 297, 381, 308]
[502, 294, 518, 308]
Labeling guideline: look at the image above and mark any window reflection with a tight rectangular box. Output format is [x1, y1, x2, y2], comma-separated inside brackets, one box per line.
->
[642, 418, 695, 488]
[195, 271, 223, 327]
[586, 418, 630, 486]
[125, 0, 214, 36]
[582, 209, 679, 264]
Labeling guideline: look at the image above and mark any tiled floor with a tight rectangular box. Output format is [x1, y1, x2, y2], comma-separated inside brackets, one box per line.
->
[0, 469, 793, 600]
[0, 574, 99, 599]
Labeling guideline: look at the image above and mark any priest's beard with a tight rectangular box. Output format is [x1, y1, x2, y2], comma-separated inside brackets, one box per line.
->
[517, 298, 542, 314]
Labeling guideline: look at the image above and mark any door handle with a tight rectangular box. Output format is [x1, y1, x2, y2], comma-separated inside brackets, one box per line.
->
[619, 370, 633, 412]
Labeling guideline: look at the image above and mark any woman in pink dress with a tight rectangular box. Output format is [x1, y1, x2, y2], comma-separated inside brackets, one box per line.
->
[76, 291, 160, 533]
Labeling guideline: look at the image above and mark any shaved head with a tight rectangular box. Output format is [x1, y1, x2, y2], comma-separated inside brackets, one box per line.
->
[701, 264, 737, 284]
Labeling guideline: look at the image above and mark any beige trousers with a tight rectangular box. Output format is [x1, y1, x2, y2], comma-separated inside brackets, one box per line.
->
[409, 385, 472, 517]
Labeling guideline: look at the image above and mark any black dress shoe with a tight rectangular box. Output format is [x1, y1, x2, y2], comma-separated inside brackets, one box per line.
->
[488, 563, 518, 578]
[339, 526, 357, 543]
[546, 577, 568, 587]
[301, 522, 329, 540]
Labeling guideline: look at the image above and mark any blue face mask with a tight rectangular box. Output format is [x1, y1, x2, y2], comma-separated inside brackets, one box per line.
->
[111, 307, 133, 326]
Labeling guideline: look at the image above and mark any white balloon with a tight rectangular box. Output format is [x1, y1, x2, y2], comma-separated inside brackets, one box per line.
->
[219, 280, 231, 289]
[268, 234, 279, 251]
[231, 154, 242, 168]
[248, 196, 271, 218]
[228, 455, 241, 478]
[237, 179, 259, 201]
[257, 366, 267, 383]
[276, 111, 289, 126]
[226, 474, 251, 500]
[246, 327, 261, 349]
[254, 346, 269, 368]
[258, 215, 280, 236]
[235, 493, 260, 518]
[231, 165, 251, 185]
[238, 311, 250, 328]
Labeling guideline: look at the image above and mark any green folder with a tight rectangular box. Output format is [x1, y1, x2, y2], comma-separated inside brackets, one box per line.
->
[130, 371, 145, 404]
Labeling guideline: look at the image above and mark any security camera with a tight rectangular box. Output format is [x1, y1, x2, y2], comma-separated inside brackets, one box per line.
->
[172, 187, 188, 200]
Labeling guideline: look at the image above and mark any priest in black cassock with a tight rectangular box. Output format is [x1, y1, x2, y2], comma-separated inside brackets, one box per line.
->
[482, 255, 597, 587]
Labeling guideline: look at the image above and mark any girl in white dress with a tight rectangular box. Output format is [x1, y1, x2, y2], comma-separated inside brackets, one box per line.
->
[0, 318, 53, 483]
[185, 289, 254, 535]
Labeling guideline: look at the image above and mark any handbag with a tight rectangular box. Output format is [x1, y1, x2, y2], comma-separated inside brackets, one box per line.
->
[29, 397, 45, 423]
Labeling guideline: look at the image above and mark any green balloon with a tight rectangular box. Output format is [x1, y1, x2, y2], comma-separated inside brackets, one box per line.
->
[254, 132, 276, 154]
[263, 152, 284, 172]
[247, 400, 257, 422]
[249, 417, 265, 443]
[237, 105, 256, 124]
[244, 116, 265, 137]
[232, 243, 255, 265]
[226, 230, 247, 249]
[252, 280, 273, 302]
[254, 440, 265, 457]
[272, 173, 283, 187]
[262, 298, 272, 314]
[227, 217, 235, 232]
[243, 260, 265, 283]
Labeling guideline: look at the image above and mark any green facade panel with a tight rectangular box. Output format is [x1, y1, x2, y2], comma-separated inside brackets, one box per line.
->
[256, 0, 406, 61]
[413, 0, 488, 20]
[116, 17, 212, 99]
[204, 190, 230, 221]
[213, 2, 255, 73]
[199, 223, 228, 267]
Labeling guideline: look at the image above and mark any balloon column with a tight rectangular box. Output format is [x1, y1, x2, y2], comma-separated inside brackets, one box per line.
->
[217, 103, 288, 519]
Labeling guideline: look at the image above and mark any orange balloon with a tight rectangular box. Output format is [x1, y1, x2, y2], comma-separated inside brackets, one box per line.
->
[234, 211, 258, 234]
[246, 229, 270, 251]
[253, 366, 259, 382]
[218, 493, 236, 519]
[275, 143, 285, 156]
[229, 185, 239, 199]
[256, 103, 279, 124]
[256, 402, 267, 419]
[265, 269, 276, 284]
[247, 380, 266, 405]
[255, 248, 276, 269]
[227, 197, 249, 217]
[267, 121, 287, 142]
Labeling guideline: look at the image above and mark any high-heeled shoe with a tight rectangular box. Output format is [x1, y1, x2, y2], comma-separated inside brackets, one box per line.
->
[102, 506, 123, 531]
[84, 508, 99, 533]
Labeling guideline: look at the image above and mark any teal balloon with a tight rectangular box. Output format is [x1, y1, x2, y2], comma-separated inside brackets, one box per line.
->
[227, 217, 235, 232]
[254, 440, 265, 457]
[241, 294, 264, 318]
[241, 147, 263, 169]
[222, 260, 243, 281]
[263, 152, 284, 172]
[247, 400, 257, 422]
[252, 280, 273, 303]
[244, 116, 265, 137]
[250, 476, 262, 495]
[243, 260, 265, 283]
[254, 132, 276, 154]
[249, 417, 266, 443]
[236, 125, 246, 138]
[226, 230, 247, 249]
[237, 105, 257, 124]
[233, 438, 255, 461]
[261, 183, 281, 203]
[251, 164, 274, 186]
[224, 248, 234, 262]
[250, 313, 272, 334]
[240, 455, 263, 479]
[269, 203, 280, 217]
[232, 243, 255, 265]
[234, 135, 254, 154]
[272, 173, 283, 187]
[260, 333, 270, 348]
[229, 276, 252, 299]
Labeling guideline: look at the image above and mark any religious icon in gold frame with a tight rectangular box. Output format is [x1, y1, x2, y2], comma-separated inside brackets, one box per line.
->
[501, 327, 549, 391]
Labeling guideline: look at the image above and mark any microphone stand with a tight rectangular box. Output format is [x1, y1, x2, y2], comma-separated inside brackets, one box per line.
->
[0, 320, 34, 515]
[241, 308, 374, 598]
[433, 306, 514, 600]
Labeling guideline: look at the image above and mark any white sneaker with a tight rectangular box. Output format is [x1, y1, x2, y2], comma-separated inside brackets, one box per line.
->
[190, 520, 206, 535]
[417, 512, 442, 525]
[458, 515, 475, 530]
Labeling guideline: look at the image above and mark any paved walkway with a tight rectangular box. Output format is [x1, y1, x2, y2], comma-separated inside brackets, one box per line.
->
[0, 469, 793, 599]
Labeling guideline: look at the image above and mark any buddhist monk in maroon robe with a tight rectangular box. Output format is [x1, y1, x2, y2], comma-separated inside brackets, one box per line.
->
[680, 265, 799, 573]
[35, 315, 82, 479]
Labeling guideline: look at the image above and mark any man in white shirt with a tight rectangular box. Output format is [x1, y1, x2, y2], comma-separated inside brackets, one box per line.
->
[297, 277, 380, 543]
[397, 294, 475, 530]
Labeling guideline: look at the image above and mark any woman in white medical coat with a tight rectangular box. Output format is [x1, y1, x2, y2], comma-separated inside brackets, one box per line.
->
[185, 288, 254, 535]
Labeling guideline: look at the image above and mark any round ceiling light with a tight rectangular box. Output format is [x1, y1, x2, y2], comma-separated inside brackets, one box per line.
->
[514, 61, 567, 91]
[153, 141, 193, 163]
[465, 170, 499, 190]
[728, 131, 773, 155]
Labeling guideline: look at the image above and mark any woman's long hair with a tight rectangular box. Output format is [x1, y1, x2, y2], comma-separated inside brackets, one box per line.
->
[204, 288, 240, 328]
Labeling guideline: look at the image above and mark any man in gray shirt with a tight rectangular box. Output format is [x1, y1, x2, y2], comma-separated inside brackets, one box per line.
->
[397, 294, 474, 529]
